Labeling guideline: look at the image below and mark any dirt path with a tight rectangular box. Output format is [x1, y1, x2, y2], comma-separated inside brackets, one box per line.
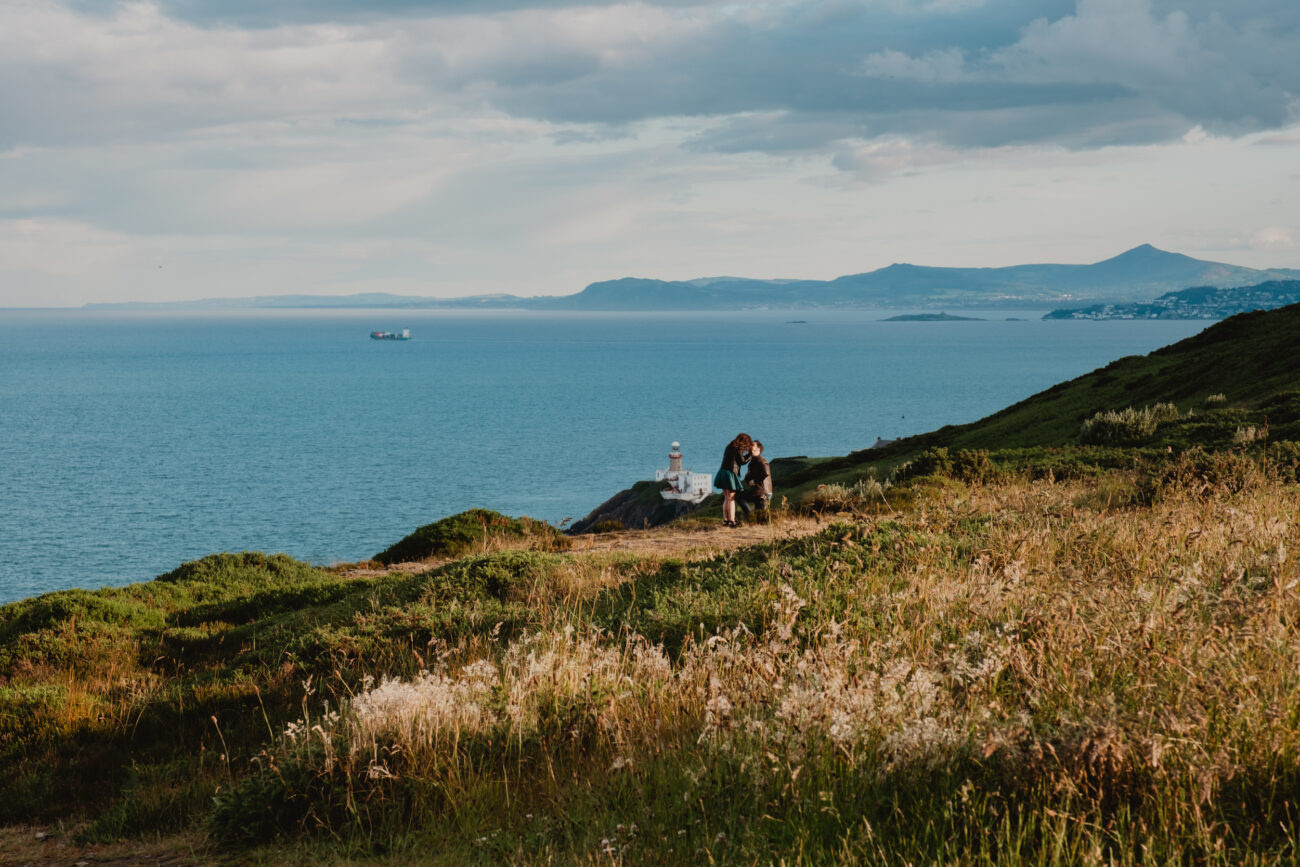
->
[0, 826, 209, 866]
[335, 515, 831, 581]
[565, 515, 827, 557]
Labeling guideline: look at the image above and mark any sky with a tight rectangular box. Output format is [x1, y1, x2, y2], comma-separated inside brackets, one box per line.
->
[1, 0, 1298, 307]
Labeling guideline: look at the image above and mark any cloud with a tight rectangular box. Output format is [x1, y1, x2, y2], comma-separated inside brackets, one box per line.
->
[0, 218, 135, 280]
[0, 3, 422, 149]
[988, 0, 1300, 135]
[830, 137, 963, 180]
[3, 0, 1300, 307]
[63, 0, 725, 29]
[439, 0, 1299, 161]
[10, 0, 1296, 161]
[1250, 227, 1297, 251]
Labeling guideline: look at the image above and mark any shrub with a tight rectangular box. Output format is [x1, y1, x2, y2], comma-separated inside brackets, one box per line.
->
[0, 590, 161, 651]
[422, 550, 566, 603]
[1233, 425, 1266, 444]
[1137, 448, 1270, 502]
[803, 474, 893, 513]
[891, 446, 998, 485]
[1269, 440, 1300, 482]
[1205, 393, 1228, 406]
[374, 509, 568, 565]
[584, 520, 625, 534]
[804, 484, 854, 512]
[157, 551, 318, 586]
[951, 449, 997, 483]
[0, 684, 67, 748]
[1079, 403, 1182, 445]
[907, 447, 954, 478]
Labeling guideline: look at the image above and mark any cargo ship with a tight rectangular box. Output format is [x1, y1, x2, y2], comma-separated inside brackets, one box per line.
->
[370, 329, 412, 340]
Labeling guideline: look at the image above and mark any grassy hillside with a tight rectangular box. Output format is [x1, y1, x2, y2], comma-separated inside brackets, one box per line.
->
[942, 304, 1300, 449]
[4, 462, 1300, 863]
[3, 304, 1300, 863]
[761, 303, 1300, 507]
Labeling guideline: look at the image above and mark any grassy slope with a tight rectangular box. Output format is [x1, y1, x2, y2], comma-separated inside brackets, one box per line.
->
[3, 304, 1300, 862]
[940, 305, 1300, 449]
[8, 468, 1300, 863]
[766, 303, 1300, 504]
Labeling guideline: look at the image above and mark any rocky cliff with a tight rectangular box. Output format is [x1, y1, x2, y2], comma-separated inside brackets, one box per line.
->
[568, 480, 708, 533]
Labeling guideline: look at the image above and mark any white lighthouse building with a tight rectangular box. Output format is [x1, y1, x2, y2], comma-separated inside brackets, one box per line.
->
[655, 441, 713, 504]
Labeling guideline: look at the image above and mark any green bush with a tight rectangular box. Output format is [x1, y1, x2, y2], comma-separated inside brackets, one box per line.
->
[1268, 440, 1300, 482]
[891, 446, 997, 485]
[158, 551, 320, 586]
[802, 474, 894, 513]
[209, 749, 335, 844]
[0, 684, 67, 750]
[0, 590, 161, 650]
[951, 449, 997, 483]
[908, 446, 954, 478]
[1137, 448, 1270, 503]
[1079, 403, 1182, 445]
[423, 550, 566, 603]
[374, 509, 568, 565]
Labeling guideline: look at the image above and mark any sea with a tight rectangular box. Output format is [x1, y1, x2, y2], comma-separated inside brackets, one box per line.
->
[0, 308, 1211, 604]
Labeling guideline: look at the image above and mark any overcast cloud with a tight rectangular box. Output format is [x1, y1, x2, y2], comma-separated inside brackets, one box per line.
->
[1, 0, 1297, 305]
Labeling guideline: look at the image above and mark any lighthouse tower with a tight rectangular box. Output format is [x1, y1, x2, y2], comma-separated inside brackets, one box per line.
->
[655, 440, 712, 504]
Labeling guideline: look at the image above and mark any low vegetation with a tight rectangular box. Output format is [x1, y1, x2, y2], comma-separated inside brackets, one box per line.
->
[372, 508, 570, 564]
[5, 305, 1300, 862]
[3, 447, 1299, 863]
[1078, 402, 1183, 445]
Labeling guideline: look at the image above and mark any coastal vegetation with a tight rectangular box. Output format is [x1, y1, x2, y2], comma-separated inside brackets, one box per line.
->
[3, 304, 1300, 863]
[757, 303, 1300, 511]
[372, 509, 570, 565]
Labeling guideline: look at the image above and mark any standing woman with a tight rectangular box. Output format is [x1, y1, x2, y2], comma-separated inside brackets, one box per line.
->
[714, 433, 753, 527]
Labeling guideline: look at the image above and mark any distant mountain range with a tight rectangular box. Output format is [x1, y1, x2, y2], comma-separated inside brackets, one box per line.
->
[85, 245, 1300, 312]
[1044, 280, 1300, 320]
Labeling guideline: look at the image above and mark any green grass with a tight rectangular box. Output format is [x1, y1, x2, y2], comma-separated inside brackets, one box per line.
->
[373, 509, 568, 564]
[760, 304, 1300, 505]
[7, 304, 1300, 862]
[5, 466, 1300, 862]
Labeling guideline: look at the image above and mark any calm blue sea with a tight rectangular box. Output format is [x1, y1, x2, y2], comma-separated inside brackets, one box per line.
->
[0, 309, 1209, 603]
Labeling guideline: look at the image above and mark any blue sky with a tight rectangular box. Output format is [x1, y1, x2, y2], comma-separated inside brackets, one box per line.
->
[2, 0, 1298, 306]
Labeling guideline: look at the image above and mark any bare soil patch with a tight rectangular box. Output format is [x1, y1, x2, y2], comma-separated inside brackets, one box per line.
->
[333, 515, 829, 580]
[0, 826, 211, 866]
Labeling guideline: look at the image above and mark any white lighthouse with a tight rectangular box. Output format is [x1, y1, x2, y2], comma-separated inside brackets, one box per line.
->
[655, 441, 713, 504]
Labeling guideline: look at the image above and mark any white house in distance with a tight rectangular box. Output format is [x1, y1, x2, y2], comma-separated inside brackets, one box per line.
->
[655, 441, 713, 504]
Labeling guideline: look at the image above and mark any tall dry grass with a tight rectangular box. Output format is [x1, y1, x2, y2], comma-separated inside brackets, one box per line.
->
[215, 465, 1300, 862]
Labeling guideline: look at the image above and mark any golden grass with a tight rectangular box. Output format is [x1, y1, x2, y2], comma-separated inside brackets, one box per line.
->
[6, 468, 1298, 861]
[236, 471, 1300, 860]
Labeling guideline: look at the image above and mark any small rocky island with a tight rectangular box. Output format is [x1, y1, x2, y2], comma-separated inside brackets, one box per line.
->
[881, 312, 985, 322]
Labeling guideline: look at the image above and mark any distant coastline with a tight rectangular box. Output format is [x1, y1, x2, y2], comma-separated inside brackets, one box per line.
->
[1044, 280, 1300, 320]
[79, 245, 1300, 313]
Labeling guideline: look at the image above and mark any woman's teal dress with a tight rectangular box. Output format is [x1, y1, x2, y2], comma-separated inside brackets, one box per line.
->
[713, 469, 745, 492]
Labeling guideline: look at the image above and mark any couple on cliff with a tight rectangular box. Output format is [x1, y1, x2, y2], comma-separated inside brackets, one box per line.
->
[713, 433, 772, 527]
